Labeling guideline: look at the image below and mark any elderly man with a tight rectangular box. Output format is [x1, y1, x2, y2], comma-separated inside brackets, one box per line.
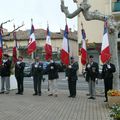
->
[0, 54, 11, 94]
[66, 57, 79, 98]
[31, 56, 43, 96]
[85, 55, 99, 100]
[15, 56, 25, 95]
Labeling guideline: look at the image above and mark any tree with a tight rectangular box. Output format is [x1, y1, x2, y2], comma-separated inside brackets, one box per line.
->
[60, 0, 120, 89]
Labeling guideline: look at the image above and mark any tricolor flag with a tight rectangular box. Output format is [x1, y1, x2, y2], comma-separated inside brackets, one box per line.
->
[44, 25, 52, 60]
[0, 27, 3, 65]
[12, 26, 17, 63]
[60, 24, 69, 65]
[27, 21, 36, 55]
[81, 27, 87, 65]
[100, 20, 111, 63]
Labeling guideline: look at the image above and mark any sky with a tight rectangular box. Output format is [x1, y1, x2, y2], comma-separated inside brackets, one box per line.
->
[0, 0, 78, 32]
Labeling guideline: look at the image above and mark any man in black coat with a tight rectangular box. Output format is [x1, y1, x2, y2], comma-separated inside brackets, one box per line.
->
[31, 56, 43, 96]
[15, 56, 25, 95]
[85, 55, 99, 100]
[102, 59, 116, 102]
[47, 59, 59, 97]
[66, 57, 79, 98]
[0, 54, 11, 94]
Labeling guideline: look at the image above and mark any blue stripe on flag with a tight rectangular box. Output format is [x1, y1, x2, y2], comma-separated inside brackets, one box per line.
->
[81, 29, 86, 40]
[64, 25, 68, 39]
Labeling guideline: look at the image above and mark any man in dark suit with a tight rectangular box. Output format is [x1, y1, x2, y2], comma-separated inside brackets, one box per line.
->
[15, 56, 25, 95]
[31, 56, 43, 96]
[85, 55, 99, 99]
[47, 59, 59, 97]
[0, 54, 11, 94]
[102, 59, 116, 102]
[66, 57, 79, 98]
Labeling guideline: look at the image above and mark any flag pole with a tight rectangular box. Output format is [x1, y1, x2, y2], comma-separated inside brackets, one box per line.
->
[31, 18, 35, 60]
[65, 17, 70, 65]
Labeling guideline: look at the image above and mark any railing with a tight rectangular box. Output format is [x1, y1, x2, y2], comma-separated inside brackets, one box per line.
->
[112, 2, 120, 12]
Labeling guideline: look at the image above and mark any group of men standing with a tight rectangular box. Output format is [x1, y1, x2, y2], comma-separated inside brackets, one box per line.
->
[0, 53, 116, 102]
[0, 54, 79, 99]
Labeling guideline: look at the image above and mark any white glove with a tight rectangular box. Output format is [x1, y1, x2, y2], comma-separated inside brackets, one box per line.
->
[31, 76, 33, 79]
[87, 64, 90, 68]
[107, 64, 111, 69]
[51, 66, 54, 69]
[68, 65, 72, 68]
[66, 77, 68, 80]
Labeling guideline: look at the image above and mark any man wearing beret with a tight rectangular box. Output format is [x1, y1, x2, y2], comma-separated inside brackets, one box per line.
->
[31, 56, 43, 96]
[15, 56, 25, 95]
[0, 54, 12, 94]
[66, 57, 79, 98]
[85, 55, 99, 100]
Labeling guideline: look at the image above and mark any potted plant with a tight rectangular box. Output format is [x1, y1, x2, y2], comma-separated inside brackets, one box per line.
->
[107, 90, 120, 107]
[109, 104, 120, 120]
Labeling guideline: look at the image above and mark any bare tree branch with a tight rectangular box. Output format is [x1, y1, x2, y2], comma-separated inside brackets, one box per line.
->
[2, 24, 24, 38]
[61, 0, 83, 18]
[61, 0, 106, 21]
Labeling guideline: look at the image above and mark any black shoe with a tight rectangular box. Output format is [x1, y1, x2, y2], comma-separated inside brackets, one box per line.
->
[0, 92, 4, 94]
[72, 96, 76, 98]
[68, 95, 72, 97]
[104, 100, 108, 102]
[48, 94, 53, 96]
[16, 92, 20, 94]
[39, 93, 41, 96]
[20, 93, 23, 95]
[33, 93, 37, 96]
[92, 97, 96, 100]
[88, 97, 93, 99]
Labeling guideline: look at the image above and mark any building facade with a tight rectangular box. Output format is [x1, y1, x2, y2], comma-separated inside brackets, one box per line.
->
[3, 29, 78, 61]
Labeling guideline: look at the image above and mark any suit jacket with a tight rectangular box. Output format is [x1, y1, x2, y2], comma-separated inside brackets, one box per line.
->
[15, 61, 25, 77]
[31, 62, 43, 78]
[1, 59, 12, 77]
[85, 62, 99, 81]
[47, 62, 59, 80]
[102, 63, 116, 80]
[66, 62, 79, 81]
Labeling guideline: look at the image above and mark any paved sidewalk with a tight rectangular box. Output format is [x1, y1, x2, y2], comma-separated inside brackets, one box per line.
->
[0, 89, 110, 120]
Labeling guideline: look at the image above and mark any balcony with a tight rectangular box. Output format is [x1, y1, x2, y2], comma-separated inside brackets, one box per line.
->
[112, 2, 120, 12]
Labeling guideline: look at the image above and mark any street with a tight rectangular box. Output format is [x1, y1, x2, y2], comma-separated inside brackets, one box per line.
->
[24, 72, 105, 93]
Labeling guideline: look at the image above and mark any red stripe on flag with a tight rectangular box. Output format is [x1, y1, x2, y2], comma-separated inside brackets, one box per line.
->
[44, 44, 52, 60]
[60, 49, 69, 65]
[81, 48, 87, 65]
[27, 41, 36, 55]
[100, 46, 111, 63]
[12, 47, 17, 63]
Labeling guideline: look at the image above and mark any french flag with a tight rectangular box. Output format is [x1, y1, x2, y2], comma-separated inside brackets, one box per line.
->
[44, 25, 52, 60]
[12, 29, 17, 63]
[100, 20, 111, 63]
[60, 24, 69, 65]
[0, 28, 3, 65]
[81, 28, 87, 65]
[27, 21, 36, 55]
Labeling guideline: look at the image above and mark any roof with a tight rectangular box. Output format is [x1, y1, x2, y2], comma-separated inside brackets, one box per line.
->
[3, 29, 77, 41]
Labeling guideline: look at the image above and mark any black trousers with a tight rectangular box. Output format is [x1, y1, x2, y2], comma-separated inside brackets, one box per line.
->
[33, 76, 42, 94]
[104, 78, 113, 100]
[16, 76, 24, 93]
[68, 79, 77, 97]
